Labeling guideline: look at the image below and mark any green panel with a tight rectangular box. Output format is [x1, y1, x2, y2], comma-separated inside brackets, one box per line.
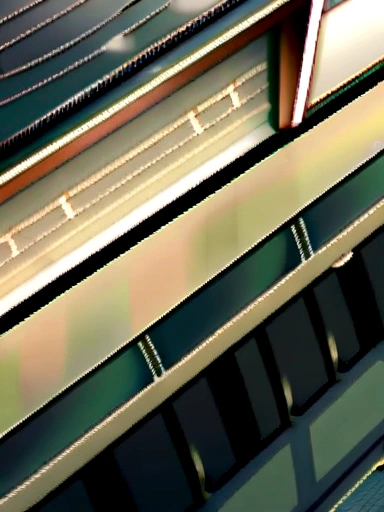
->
[310, 361, 384, 481]
[220, 445, 298, 512]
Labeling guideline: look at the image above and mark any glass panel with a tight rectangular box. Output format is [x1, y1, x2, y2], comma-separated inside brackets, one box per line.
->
[149, 227, 300, 368]
[266, 298, 329, 411]
[235, 338, 282, 438]
[173, 377, 236, 488]
[314, 274, 361, 366]
[113, 413, 193, 512]
[0, 343, 151, 497]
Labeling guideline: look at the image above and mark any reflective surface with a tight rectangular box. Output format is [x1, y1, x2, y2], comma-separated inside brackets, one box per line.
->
[309, 0, 384, 104]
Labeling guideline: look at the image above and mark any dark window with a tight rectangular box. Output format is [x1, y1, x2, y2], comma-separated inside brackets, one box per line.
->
[37, 480, 95, 512]
[314, 273, 361, 369]
[173, 378, 236, 490]
[113, 414, 193, 512]
[266, 298, 330, 412]
[235, 337, 282, 439]
[336, 251, 384, 347]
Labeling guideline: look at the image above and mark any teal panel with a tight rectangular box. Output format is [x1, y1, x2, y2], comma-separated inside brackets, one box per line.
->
[0, 343, 151, 497]
[149, 226, 300, 368]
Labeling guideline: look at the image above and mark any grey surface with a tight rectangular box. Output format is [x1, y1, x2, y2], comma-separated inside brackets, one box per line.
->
[1, 0, 163, 72]
[202, 343, 384, 512]
[0, 0, 76, 47]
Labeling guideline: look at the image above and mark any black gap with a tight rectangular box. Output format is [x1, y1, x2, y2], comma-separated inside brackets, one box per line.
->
[336, 251, 384, 348]
[82, 450, 137, 512]
[161, 405, 204, 508]
[207, 350, 261, 466]
[253, 328, 291, 426]
[302, 288, 338, 383]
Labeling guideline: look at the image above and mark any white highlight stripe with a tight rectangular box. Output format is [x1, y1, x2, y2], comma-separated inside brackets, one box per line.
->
[292, 0, 325, 126]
